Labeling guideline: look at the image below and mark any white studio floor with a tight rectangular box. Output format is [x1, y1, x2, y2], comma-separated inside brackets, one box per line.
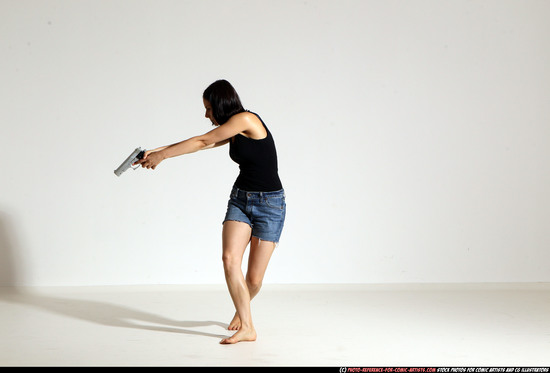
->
[0, 283, 549, 367]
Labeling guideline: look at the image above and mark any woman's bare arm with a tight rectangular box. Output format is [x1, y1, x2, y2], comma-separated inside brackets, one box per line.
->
[136, 112, 254, 169]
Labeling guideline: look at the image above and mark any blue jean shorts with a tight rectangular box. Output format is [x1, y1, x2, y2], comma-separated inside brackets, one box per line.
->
[223, 186, 286, 243]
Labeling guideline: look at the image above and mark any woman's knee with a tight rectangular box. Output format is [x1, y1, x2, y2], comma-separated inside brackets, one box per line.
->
[222, 252, 241, 273]
[246, 272, 263, 291]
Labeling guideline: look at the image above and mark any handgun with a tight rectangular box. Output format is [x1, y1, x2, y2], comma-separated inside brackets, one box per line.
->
[114, 147, 146, 176]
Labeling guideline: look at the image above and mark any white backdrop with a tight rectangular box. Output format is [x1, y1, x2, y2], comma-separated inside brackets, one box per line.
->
[1, 0, 549, 286]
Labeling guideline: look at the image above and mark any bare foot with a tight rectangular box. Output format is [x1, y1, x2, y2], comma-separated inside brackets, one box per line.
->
[220, 327, 257, 344]
[228, 312, 241, 330]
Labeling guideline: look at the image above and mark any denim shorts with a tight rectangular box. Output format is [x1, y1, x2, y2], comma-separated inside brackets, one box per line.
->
[223, 186, 286, 243]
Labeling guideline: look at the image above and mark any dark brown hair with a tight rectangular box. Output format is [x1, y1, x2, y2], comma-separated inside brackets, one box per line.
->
[202, 80, 245, 125]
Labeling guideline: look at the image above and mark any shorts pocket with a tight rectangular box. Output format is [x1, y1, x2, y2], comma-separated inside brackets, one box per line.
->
[265, 196, 285, 210]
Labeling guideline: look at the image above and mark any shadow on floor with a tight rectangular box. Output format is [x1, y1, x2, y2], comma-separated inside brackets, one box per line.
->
[0, 210, 228, 340]
[0, 288, 229, 339]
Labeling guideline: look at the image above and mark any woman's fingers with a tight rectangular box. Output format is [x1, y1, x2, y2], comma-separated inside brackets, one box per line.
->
[139, 151, 162, 169]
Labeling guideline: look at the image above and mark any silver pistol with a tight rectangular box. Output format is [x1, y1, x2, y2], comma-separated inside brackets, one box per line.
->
[114, 147, 146, 177]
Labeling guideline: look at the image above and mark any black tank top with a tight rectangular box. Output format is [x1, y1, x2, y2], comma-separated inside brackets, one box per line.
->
[229, 112, 283, 192]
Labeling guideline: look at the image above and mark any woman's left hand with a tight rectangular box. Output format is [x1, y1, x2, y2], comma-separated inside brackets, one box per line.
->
[134, 150, 165, 170]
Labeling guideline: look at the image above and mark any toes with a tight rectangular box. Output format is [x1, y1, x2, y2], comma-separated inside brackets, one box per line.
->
[220, 337, 236, 345]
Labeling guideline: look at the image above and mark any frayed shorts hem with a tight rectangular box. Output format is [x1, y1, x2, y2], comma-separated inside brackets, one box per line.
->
[222, 219, 281, 244]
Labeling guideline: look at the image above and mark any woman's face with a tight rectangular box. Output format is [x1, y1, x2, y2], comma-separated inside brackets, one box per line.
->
[203, 98, 218, 126]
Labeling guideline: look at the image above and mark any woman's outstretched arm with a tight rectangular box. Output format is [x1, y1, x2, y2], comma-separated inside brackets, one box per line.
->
[135, 112, 254, 170]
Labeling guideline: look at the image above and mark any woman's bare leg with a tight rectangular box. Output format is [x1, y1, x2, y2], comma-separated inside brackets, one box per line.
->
[220, 221, 257, 344]
[228, 236, 276, 331]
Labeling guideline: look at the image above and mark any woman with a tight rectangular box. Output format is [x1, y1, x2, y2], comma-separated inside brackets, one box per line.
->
[136, 80, 286, 344]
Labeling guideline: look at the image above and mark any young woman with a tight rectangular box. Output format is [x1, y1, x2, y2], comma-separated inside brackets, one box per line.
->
[136, 80, 286, 344]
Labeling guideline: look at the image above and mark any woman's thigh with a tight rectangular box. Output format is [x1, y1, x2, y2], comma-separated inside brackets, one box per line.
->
[222, 221, 252, 265]
[246, 237, 276, 282]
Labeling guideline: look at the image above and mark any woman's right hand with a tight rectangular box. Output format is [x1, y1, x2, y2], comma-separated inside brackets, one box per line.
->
[134, 150, 165, 170]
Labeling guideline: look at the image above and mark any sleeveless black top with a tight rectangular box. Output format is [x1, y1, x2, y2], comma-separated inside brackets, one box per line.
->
[229, 112, 283, 192]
